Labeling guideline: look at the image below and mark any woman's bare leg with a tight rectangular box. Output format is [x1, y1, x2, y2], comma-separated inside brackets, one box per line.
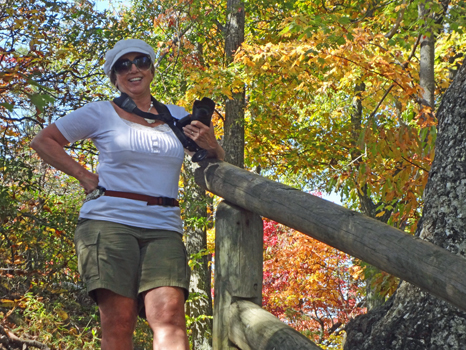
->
[96, 289, 138, 350]
[144, 287, 189, 350]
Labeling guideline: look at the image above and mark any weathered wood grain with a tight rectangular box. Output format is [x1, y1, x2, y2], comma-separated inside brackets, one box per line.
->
[213, 201, 263, 350]
[195, 160, 466, 312]
[229, 300, 321, 350]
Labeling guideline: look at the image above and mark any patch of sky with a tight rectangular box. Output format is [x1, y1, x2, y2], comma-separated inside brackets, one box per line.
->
[93, 0, 128, 13]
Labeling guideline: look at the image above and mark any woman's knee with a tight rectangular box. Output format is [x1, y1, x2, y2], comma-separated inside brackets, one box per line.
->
[144, 287, 186, 326]
[96, 289, 138, 335]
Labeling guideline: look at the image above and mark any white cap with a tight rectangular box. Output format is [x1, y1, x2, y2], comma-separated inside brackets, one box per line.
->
[104, 39, 156, 76]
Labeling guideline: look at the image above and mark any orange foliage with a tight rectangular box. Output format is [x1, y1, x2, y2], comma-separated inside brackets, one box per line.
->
[262, 219, 366, 344]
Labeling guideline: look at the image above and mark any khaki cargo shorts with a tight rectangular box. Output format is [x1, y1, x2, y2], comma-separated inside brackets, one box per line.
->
[74, 219, 190, 315]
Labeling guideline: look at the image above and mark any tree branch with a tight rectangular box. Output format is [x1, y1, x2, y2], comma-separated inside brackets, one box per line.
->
[407, 33, 421, 63]
[368, 84, 394, 120]
[385, 0, 409, 39]
[0, 325, 51, 350]
[401, 156, 430, 172]
[155, 25, 192, 69]
[0, 115, 44, 127]
[332, 54, 407, 91]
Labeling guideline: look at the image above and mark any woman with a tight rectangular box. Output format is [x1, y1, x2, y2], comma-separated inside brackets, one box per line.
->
[31, 38, 224, 350]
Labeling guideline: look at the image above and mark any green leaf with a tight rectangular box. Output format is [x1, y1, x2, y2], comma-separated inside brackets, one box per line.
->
[0, 102, 14, 111]
[29, 93, 55, 110]
[305, 49, 319, 56]
[336, 36, 346, 45]
[27, 79, 53, 92]
[387, 39, 396, 46]
[280, 25, 292, 35]
[338, 17, 351, 25]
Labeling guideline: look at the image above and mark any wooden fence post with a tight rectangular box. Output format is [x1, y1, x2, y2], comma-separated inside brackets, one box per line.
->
[213, 200, 263, 350]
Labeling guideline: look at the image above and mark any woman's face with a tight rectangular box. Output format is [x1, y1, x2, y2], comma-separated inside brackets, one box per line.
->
[113, 52, 154, 97]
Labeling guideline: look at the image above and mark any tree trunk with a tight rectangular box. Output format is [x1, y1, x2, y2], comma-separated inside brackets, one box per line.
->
[351, 82, 386, 310]
[223, 0, 245, 168]
[183, 160, 213, 350]
[344, 57, 466, 350]
[418, 0, 436, 110]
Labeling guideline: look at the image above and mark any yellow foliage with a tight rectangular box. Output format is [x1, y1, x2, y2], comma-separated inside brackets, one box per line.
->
[0, 299, 16, 308]
[56, 309, 69, 321]
[206, 227, 215, 253]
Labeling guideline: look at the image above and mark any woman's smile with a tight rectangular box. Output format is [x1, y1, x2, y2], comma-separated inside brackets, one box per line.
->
[115, 52, 153, 97]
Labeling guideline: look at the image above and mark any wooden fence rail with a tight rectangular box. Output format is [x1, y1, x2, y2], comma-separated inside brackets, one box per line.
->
[229, 300, 322, 350]
[194, 159, 466, 348]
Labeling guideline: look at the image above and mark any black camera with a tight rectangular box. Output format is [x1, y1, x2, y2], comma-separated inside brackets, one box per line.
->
[191, 97, 215, 126]
[174, 97, 215, 162]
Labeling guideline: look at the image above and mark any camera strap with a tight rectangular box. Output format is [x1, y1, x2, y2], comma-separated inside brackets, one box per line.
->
[113, 93, 191, 149]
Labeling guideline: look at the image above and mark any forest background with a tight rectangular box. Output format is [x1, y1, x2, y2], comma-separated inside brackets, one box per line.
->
[0, 0, 465, 349]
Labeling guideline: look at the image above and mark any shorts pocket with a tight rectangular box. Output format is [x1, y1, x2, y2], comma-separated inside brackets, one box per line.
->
[74, 225, 100, 282]
[183, 244, 191, 283]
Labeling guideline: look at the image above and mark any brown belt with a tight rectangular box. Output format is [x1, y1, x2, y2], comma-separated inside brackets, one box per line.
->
[104, 190, 179, 207]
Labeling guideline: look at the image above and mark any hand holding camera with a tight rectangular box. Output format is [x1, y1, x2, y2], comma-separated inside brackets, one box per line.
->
[178, 97, 216, 162]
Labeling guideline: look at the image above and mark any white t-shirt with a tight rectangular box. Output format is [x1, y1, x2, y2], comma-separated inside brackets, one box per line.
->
[55, 101, 189, 233]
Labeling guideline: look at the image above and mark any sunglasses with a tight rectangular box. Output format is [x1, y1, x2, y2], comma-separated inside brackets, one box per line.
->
[113, 55, 152, 75]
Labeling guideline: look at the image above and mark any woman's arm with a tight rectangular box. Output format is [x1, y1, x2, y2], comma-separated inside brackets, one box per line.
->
[183, 120, 225, 161]
[31, 124, 99, 194]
